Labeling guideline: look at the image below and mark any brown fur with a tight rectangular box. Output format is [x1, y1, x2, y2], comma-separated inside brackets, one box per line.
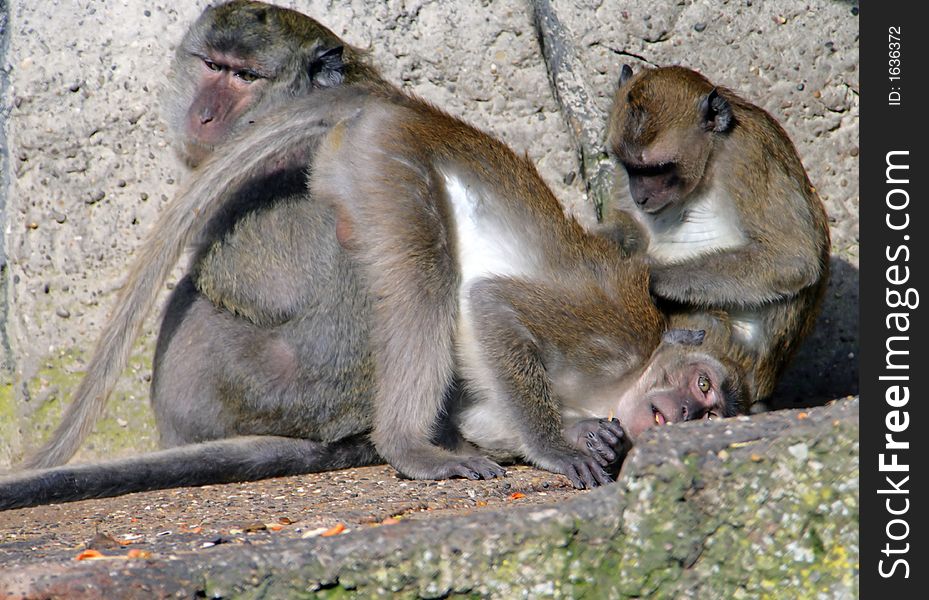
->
[15, 16, 734, 504]
[605, 66, 830, 407]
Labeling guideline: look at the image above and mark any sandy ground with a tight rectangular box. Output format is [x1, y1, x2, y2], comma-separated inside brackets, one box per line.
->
[0, 463, 582, 570]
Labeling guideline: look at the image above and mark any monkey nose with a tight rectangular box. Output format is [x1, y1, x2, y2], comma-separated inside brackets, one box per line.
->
[198, 109, 215, 125]
[681, 402, 707, 421]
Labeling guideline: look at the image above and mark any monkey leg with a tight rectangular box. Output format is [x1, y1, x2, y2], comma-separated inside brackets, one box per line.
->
[428, 378, 484, 456]
[0, 434, 379, 511]
[151, 277, 231, 445]
[465, 278, 614, 489]
[192, 175, 363, 328]
[312, 160, 505, 481]
[358, 234, 506, 482]
[152, 276, 376, 446]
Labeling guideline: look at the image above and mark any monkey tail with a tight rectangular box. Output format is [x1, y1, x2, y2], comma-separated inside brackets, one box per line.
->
[3, 435, 380, 510]
[22, 90, 369, 469]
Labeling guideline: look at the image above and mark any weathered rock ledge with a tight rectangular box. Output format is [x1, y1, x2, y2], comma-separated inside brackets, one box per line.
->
[0, 399, 858, 599]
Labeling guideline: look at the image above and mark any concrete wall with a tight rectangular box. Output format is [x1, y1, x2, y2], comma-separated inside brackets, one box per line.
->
[0, 0, 859, 467]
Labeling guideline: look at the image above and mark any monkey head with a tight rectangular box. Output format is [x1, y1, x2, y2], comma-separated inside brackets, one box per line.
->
[164, 1, 364, 167]
[614, 328, 741, 440]
[606, 65, 735, 214]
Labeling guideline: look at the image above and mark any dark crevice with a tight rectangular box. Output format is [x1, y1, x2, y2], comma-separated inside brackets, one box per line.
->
[601, 45, 659, 68]
[0, 0, 15, 376]
[529, 0, 614, 219]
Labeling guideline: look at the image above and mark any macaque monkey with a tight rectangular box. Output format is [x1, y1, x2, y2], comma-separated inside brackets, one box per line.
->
[165, 0, 385, 168]
[22, 1, 386, 474]
[603, 65, 831, 408]
[2, 14, 736, 509]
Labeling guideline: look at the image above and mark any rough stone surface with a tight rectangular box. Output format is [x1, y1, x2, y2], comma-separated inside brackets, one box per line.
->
[0, 398, 859, 598]
[0, 1, 858, 462]
[541, 0, 860, 408]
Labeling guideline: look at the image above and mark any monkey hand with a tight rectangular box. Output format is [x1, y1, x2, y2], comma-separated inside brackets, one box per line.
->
[591, 219, 645, 257]
[546, 450, 616, 489]
[563, 418, 628, 469]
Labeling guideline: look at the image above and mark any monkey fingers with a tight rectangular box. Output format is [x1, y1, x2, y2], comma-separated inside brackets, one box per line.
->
[556, 453, 614, 489]
[564, 418, 628, 467]
[586, 419, 626, 466]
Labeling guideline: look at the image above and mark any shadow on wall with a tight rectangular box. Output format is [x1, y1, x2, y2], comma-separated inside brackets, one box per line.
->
[769, 256, 859, 410]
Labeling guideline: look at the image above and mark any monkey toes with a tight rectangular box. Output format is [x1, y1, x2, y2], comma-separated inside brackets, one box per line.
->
[440, 456, 507, 481]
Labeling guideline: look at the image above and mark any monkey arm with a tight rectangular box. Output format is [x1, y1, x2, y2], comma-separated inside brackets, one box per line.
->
[649, 243, 825, 308]
[468, 278, 616, 489]
[591, 208, 646, 257]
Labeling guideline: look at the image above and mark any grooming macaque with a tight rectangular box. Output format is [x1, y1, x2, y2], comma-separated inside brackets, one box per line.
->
[603, 65, 830, 408]
[2, 8, 738, 510]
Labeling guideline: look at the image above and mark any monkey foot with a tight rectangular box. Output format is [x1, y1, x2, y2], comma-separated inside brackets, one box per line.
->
[443, 456, 507, 481]
[399, 455, 506, 482]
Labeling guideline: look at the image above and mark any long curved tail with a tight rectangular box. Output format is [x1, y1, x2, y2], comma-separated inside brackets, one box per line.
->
[22, 88, 369, 469]
[4, 434, 380, 510]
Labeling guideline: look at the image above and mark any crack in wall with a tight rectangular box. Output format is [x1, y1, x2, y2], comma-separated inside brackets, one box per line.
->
[529, 0, 614, 220]
[0, 0, 15, 376]
[601, 44, 659, 68]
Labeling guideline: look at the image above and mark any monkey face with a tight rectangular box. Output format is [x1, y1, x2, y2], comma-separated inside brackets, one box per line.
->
[609, 104, 715, 215]
[612, 108, 716, 215]
[167, 2, 351, 168]
[608, 66, 735, 215]
[615, 348, 735, 440]
[623, 161, 691, 214]
[181, 52, 270, 165]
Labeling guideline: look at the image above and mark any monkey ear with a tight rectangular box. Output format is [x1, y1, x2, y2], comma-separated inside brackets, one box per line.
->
[618, 64, 634, 88]
[661, 329, 706, 346]
[699, 88, 733, 133]
[309, 45, 346, 88]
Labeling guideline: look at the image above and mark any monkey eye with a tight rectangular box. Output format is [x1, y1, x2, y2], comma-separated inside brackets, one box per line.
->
[697, 374, 711, 394]
[704, 411, 718, 421]
[235, 70, 262, 83]
[621, 161, 675, 178]
[203, 59, 221, 72]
